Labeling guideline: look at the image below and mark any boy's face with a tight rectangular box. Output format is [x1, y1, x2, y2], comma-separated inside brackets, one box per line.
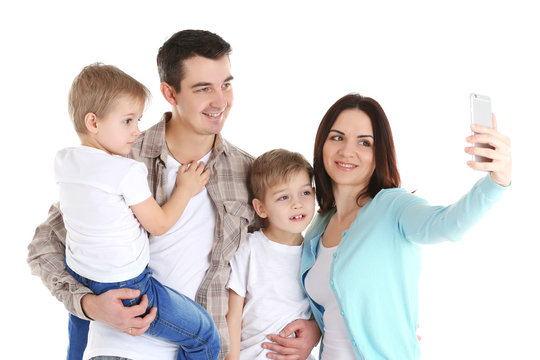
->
[93, 95, 144, 156]
[253, 170, 315, 240]
[173, 55, 233, 136]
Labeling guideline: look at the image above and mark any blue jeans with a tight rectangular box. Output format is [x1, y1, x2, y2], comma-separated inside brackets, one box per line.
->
[66, 266, 219, 360]
[68, 313, 89, 360]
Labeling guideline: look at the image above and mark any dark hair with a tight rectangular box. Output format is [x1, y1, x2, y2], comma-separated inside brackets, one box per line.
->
[313, 93, 401, 213]
[156, 29, 232, 92]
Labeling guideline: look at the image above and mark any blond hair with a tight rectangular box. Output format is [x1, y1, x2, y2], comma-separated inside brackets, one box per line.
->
[249, 149, 314, 202]
[68, 63, 150, 134]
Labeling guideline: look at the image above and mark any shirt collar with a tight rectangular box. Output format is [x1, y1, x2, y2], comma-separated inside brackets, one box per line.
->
[139, 112, 168, 162]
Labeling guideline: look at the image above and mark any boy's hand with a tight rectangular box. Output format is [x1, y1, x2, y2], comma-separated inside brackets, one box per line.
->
[262, 318, 321, 359]
[81, 288, 156, 336]
[176, 161, 210, 197]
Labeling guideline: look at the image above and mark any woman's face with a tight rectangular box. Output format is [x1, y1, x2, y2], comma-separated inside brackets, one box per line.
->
[322, 108, 376, 192]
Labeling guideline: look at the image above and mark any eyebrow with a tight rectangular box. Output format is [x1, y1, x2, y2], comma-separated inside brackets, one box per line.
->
[191, 75, 234, 89]
[269, 182, 312, 196]
[329, 129, 374, 139]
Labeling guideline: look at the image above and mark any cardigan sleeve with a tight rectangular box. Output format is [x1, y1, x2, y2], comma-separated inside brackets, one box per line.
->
[395, 175, 507, 244]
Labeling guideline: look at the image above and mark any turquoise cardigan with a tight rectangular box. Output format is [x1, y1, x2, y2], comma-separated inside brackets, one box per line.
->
[301, 175, 506, 359]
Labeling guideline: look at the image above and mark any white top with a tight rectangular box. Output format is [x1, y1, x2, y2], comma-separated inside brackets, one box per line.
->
[83, 151, 216, 360]
[227, 230, 312, 360]
[56, 146, 151, 282]
[304, 243, 356, 360]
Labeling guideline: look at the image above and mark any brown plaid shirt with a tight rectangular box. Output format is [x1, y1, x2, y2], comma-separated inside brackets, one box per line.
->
[27, 112, 256, 359]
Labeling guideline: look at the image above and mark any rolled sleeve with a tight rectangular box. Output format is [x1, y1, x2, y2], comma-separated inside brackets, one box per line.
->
[27, 203, 92, 319]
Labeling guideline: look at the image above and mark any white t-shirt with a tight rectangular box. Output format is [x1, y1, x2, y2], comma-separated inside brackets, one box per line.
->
[227, 230, 312, 360]
[83, 151, 216, 360]
[304, 243, 356, 360]
[56, 146, 151, 282]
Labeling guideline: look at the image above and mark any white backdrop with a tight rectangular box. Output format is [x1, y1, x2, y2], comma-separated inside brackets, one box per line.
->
[2, 0, 538, 358]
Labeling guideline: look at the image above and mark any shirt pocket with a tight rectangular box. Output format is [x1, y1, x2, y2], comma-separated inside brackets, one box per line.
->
[221, 200, 253, 262]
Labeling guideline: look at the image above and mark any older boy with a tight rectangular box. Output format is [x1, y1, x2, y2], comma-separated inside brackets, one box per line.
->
[28, 30, 320, 360]
[226, 149, 316, 360]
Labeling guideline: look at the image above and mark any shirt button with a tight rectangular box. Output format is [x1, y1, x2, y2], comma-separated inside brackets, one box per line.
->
[333, 253, 337, 258]
[330, 280, 334, 286]
[340, 311, 344, 316]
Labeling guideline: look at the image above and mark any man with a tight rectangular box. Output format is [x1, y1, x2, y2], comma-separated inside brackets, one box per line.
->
[28, 29, 320, 360]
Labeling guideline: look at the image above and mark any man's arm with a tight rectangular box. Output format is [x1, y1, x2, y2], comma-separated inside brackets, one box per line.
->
[262, 319, 321, 360]
[27, 203, 91, 318]
[27, 203, 156, 334]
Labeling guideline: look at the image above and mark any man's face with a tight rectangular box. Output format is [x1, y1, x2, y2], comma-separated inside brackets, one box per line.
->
[174, 55, 233, 136]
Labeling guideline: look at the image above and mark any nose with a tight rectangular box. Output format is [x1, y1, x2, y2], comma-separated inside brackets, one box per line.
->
[338, 139, 355, 157]
[291, 196, 303, 210]
[210, 89, 228, 110]
[133, 123, 141, 137]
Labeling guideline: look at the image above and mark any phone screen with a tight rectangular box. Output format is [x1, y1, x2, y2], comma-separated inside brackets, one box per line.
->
[470, 93, 492, 128]
[470, 93, 493, 163]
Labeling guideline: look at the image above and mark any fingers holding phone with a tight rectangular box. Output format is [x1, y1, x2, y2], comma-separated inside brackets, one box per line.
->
[469, 93, 495, 163]
[465, 94, 512, 186]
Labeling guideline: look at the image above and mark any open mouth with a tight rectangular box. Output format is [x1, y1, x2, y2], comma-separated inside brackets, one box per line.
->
[202, 111, 223, 119]
[290, 214, 306, 221]
[336, 161, 357, 169]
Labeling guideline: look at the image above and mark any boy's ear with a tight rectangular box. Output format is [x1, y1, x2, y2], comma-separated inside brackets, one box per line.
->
[160, 82, 178, 106]
[252, 198, 267, 219]
[84, 113, 99, 134]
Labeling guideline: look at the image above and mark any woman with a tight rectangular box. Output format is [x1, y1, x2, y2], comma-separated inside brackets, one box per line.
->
[301, 94, 511, 359]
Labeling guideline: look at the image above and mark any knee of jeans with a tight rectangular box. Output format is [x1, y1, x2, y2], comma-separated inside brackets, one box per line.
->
[204, 320, 220, 346]
[208, 329, 221, 356]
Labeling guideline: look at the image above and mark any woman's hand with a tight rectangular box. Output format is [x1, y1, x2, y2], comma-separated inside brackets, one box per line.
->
[466, 114, 512, 186]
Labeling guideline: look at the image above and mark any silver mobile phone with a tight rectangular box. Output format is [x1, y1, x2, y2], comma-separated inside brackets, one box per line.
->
[470, 93, 493, 163]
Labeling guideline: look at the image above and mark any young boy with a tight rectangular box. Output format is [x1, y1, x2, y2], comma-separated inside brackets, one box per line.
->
[56, 63, 219, 360]
[225, 149, 316, 360]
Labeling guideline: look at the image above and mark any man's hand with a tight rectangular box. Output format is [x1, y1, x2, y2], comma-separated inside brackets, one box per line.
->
[81, 288, 156, 336]
[262, 318, 321, 360]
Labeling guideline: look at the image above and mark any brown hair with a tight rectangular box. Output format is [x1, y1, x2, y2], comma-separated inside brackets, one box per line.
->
[157, 30, 232, 92]
[313, 93, 401, 213]
[249, 148, 314, 202]
[68, 63, 150, 135]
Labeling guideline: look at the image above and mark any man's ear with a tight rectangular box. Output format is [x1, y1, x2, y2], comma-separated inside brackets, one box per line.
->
[160, 82, 178, 106]
[84, 113, 99, 134]
[252, 198, 267, 219]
